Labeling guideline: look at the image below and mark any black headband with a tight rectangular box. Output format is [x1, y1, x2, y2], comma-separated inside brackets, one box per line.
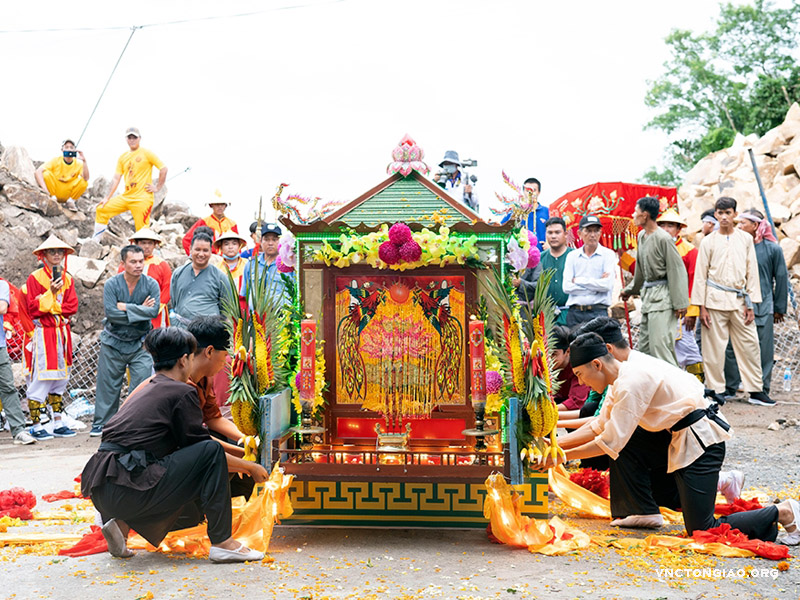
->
[553, 337, 570, 351]
[570, 342, 608, 368]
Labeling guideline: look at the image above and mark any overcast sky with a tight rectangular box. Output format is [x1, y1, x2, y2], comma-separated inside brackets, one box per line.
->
[0, 0, 744, 227]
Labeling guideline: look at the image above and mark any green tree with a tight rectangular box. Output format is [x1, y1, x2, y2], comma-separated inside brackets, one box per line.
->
[642, 0, 800, 187]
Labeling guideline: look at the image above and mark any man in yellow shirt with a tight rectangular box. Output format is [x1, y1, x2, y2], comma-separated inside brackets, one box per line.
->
[93, 127, 168, 241]
[34, 139, 89, 211]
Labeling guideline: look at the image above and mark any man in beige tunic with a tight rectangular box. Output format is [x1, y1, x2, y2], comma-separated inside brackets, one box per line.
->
[621, 197, 688, 366]
[691, 197, 771, 406]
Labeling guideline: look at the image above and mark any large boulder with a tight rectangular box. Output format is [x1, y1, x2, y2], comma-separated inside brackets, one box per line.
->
[780, 237, 800, 270]
[66, 256, 109, 289]
[0, 146, 37, 186]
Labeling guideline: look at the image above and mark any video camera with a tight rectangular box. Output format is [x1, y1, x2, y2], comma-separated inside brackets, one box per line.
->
[63, 150, 78, 158]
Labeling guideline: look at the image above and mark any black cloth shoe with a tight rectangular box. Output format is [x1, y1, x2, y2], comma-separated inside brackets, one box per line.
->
[704, 389, 725, 406]
[748, 391, 775, 407]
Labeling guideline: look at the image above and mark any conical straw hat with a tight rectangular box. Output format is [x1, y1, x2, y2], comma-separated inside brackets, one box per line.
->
[128, 227, 163, 243]
[33, 235, 75, 255]
[213, 229, 248, 250]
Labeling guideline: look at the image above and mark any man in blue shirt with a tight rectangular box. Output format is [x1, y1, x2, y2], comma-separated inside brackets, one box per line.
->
[0, 279, 35, 444]
[241, 223, 294, 309]
[501, 177, 548, 251]
[562, 215, 617, 328]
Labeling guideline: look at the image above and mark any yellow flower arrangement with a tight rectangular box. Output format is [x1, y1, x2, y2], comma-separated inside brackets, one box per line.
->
[314, 224, 481, 270]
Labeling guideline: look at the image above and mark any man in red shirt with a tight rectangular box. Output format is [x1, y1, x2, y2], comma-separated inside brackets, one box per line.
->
[182, 191, 238, 254]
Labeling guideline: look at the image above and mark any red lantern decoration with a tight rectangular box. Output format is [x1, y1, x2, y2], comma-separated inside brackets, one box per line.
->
[299, 319, 317, 400]
[469, 320, 486, 403]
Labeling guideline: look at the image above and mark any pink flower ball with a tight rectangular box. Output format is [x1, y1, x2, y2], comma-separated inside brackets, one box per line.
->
[486, 370, 503, 395]
[276, 255, 294, 273]
[388, 222, 413, 245]
[398, 240, 422, 262]
[378, 241, 400, 265]
[527, 232, 538, 247]
[295, 371, 302, 388]
[527, 246, 541, 269]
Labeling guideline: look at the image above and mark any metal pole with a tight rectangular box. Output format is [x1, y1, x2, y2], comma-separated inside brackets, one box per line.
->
[747, 148, 779, 240]
[747, 147, 796, 311]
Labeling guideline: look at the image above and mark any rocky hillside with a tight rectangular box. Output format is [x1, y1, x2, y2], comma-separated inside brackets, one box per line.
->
[0, 141, 199, 336]
[678, 102, 800, 276]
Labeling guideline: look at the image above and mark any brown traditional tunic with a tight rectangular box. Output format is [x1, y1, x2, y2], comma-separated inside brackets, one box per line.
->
[81, 373, 210, 495]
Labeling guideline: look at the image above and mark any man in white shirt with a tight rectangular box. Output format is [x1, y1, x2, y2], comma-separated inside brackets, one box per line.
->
[562, 215, 617, 328]
[692, 197, 770, 406]
[551, 332, 799, 544]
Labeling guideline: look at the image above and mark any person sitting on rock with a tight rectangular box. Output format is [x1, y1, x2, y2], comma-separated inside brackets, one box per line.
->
[93, 127, 167, 241]
[182, 191, 238, 255]
[34, 138, 89, 212]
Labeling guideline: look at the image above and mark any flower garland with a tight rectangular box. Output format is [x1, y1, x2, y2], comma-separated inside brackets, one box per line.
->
[290, 342, 326, 416]
[315, 223, 482, 270]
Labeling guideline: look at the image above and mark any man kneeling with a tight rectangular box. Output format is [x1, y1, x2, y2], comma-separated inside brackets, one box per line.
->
[551, 332, 799, 545]
[80, 327, 268, 562]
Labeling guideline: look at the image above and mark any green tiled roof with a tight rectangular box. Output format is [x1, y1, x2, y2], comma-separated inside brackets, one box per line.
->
[339, 176, 471, 227]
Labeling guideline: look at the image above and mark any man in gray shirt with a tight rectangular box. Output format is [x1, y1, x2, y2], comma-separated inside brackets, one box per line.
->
[91, 245, 160, 436]
[170, 232, 227, 327]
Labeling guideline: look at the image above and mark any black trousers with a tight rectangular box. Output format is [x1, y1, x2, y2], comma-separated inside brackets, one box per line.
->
[609, 428, 681, 518]
[674, 441, 779, 539]
[92, 440, 233, 546]
[566, 305, 609, 329]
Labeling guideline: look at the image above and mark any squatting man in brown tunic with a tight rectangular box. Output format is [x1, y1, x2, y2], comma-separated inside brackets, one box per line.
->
[81, 327, 269, 562]
[544, 332, 800, 545]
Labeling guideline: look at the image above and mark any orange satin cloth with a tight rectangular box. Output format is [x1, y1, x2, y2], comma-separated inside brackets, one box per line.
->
[128, 463, 294, 556]
[549, 465, 683, 524]
[487, 468, 783, 559]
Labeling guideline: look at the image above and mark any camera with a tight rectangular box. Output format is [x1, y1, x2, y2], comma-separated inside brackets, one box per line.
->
[63, 150, 78, 158]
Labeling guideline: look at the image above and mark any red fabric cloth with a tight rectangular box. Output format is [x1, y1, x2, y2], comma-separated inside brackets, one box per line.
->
[42, 490, 80, 502]
[0, 487, 36, 520]
[58, 525, 108, 557]
[692, 523, 789, 560]
[568, 468, 610, 499]
[714, 497, 764, 516]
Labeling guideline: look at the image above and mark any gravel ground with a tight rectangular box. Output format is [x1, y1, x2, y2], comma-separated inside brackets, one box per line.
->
[1, 395, 799, 600]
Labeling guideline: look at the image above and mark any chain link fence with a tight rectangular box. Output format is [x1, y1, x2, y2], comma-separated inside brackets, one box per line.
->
[4, 281, 799, 419]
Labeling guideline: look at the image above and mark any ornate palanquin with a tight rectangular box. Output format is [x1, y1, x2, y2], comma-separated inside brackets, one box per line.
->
[264, 140, 548, 527]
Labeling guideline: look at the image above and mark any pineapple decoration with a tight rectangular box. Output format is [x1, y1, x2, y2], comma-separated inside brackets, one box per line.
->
[483, 266, 564, 471]
[223, 196, 296, 441]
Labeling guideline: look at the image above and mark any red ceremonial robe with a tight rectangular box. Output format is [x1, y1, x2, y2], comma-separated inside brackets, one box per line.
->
[25, 266, 78, 379]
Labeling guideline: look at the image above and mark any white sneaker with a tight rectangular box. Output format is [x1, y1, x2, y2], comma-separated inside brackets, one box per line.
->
[209, 543, 264, 563]
[718, 470, 745, 503]
[609, 514, 664, 528]
[778, 499, 800, 546]
[13, 431, 36, 445]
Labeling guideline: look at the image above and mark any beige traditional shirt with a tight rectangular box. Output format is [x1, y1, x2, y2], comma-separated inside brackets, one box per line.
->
[691, 229, 762, 310]
[590, 352, 732, 472]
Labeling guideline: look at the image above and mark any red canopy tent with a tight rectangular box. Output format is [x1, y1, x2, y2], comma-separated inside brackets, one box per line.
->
[549, 182, 678, 252]
[548, 182, 678, 343]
